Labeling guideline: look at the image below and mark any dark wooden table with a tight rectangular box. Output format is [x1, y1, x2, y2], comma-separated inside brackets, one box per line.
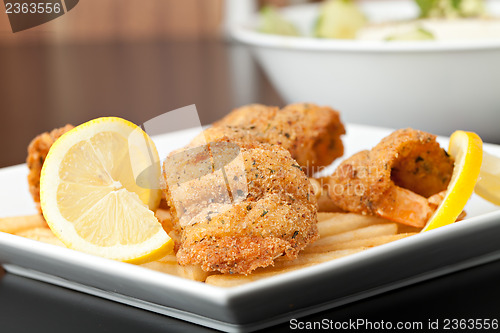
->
[1, 259, 500, 332]
[0, 39, 283, 168]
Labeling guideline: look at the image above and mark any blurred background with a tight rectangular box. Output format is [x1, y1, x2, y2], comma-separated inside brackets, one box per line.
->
[2, 0, 498, 168]
[0, 0, 313, 168]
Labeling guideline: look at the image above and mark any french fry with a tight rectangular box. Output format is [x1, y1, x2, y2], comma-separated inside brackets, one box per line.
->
[317, 194, 343, 213]
[304, 233, 417, 254]
[272, 248, 365, 269]
[397, 224, 422, 234]
[309, 223, 398, 250]
[14, 227, 65, 247]
[141, 261, 178, 275]
[205, 248, 366, 287]
[317, 212, 338, 222]
[205, 265, 310, 287]
[317, 213, 391, 237]
[155, 208, 174, 233]
[155, 208, 172, 223]
[141, 261, 210, 282]
[1, 209, 417, 286]
[156, 254, 177, 263]
[0, 214, 47, 234]
[178, 265, 212, 281]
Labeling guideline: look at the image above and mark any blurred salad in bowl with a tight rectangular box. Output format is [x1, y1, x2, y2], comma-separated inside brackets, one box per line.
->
[258, 0, 500, 41]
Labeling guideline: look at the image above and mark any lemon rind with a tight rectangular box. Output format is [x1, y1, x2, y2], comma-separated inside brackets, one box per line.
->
[40, 117, 171, 262]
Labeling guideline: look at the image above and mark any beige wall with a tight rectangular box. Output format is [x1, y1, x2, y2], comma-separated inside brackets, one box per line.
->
[0, 0, 225, 42]
[0, 0, 325, 43]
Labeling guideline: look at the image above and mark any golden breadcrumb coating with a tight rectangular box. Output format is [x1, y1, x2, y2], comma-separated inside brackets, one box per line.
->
[162, 140, 318, 275]
[192, 103, 345, 175]
[27, 125, 74, 213]
[325, 128, 454, 227]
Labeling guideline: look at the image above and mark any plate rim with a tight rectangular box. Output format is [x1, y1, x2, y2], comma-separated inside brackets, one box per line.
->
[2, 123, 500, 331]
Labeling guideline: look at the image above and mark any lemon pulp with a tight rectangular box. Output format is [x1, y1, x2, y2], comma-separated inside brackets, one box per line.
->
[40, 117, 172, 263]
[475, 151, 500, 206]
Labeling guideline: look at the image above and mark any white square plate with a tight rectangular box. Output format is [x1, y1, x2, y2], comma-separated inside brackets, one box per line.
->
[1, 124, 500, 333]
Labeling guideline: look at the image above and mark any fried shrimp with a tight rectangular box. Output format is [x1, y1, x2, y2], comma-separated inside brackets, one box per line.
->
[27, 125, 74, 212]
[192, 103, 345, 175]
[162, 139, 318, 275]
[325, 128, 454, 227]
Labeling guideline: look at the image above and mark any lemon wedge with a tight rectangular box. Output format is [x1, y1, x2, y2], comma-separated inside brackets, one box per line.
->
[40, 117, 172, 263]
[475, 151, 500, 205]
[422, 131, 483, 232]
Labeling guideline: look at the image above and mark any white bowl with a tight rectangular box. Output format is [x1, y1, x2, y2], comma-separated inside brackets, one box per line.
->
[232, 0, 500, 142]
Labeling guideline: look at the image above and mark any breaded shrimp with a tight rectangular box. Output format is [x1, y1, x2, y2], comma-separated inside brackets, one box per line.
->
[192, 103, 345, 175]
[27, 125, 74, 212]
[162, 139, 318, 275]
[324, 128, 454, 227]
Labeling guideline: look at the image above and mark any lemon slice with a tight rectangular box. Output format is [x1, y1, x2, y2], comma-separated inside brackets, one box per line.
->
[475, 151, 500, 205]
[422, 131, 483, 232]
[40, 117, 172, 263]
